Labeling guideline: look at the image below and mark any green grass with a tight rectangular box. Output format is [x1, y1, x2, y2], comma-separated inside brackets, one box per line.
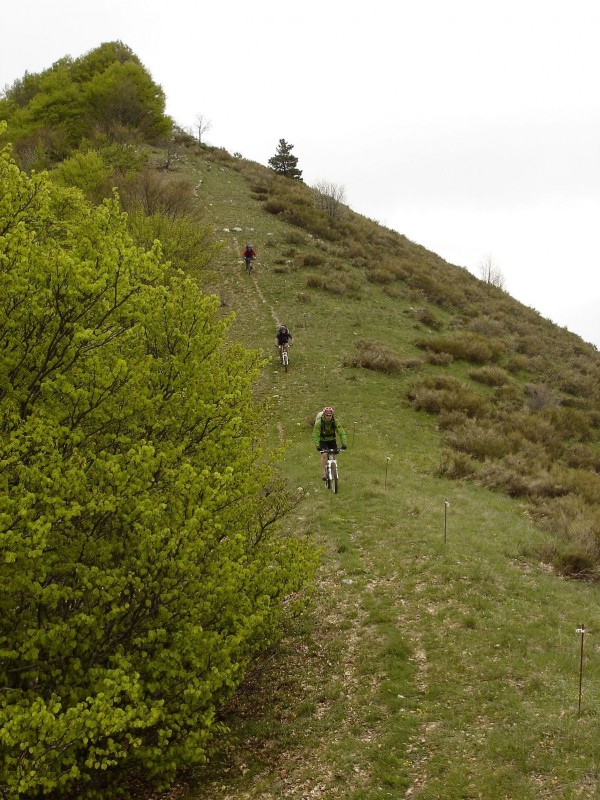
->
[159, 148, 600, 800]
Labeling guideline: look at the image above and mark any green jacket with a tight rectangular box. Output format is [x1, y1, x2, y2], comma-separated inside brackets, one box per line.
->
[312, 413, 347, 447]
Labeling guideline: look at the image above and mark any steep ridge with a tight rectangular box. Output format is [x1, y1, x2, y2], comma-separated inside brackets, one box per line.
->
[170, 145, 600, 799]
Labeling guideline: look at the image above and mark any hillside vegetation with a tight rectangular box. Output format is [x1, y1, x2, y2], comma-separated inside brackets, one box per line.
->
[2, 43, 600, 799]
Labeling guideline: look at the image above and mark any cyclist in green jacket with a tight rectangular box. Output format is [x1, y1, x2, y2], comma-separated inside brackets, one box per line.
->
[312, 406, 347, 480]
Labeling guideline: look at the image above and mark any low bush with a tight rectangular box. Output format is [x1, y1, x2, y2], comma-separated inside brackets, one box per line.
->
[445, 419, 517, 460]
[367, 267, 396, 284]
[264, 198, 288, 215]
[437, 449, 478, 479]
[408, 384, 486, 418]
[415, 333, 504, 364]
[303, 253, 325, 267]
[468, 365, 513, 387]
[343, 338, 403, 375]
[416, 307, 444, 329]
[542, 406, 594, 442]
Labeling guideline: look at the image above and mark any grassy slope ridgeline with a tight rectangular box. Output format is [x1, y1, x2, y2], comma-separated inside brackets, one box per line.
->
[157, 143, 600, 800]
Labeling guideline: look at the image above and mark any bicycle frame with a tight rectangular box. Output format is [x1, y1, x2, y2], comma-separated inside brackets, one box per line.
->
[279, 342, 290, 371]
[321, 448, 340, 493]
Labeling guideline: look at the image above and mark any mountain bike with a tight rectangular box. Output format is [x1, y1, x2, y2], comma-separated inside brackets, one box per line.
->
[321, 448, 341, 493]
[278, 342, 291, 372]
[245, 255, 255, 275]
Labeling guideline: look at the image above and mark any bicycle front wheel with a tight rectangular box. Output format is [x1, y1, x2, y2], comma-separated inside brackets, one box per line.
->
[330, 461, 338, 493]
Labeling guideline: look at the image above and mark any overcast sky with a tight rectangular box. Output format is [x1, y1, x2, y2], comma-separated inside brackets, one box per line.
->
[3, 0, 599, 347]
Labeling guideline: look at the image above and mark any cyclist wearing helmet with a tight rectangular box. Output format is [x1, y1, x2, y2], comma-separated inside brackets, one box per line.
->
[243, 243, 256, 270]
[312, 406, 347, 480]
[275, 324, 293, 363]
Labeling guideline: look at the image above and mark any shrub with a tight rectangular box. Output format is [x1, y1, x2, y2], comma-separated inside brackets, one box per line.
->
[416, 307, 444, 329]
[525, 383, 559, 411]
[437, 449, 477, 479]
[445, 419, 516, 460]
[0, 149, 315, 797]
[468, 365, 513, 387]
[408, 376, 486, 418]
[425, 350, 453, 366]
[415, 333, 504, 364]
[542, 406, 594, 442]
[343, 338, 403, 375]
[303, 253, 325, 267]
[264, 198, 287, 215]
[367, 267, 395, 284]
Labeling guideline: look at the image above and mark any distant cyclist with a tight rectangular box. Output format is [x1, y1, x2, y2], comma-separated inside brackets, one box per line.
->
[312, 406, 347, 480]
[275, 324, 293, 363]
[243, 243, 256, 272]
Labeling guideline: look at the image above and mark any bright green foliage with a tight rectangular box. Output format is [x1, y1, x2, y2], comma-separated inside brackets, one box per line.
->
[0, 143, 315, 797]
[0, 41, 172, 168]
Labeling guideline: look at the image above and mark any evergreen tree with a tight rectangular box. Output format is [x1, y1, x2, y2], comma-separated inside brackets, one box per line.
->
[268, 138, 303, 180]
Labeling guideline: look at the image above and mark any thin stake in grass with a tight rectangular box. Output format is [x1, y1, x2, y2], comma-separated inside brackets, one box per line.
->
[444, 499, 449, 544]
[385, 456, 391, 489]
[352, 422, 356, 446]
[577, 624, 586, 715]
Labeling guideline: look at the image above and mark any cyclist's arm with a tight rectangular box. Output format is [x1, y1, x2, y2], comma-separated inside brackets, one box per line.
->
[312, 419, 321, 448]
[335, 421, 347, 446]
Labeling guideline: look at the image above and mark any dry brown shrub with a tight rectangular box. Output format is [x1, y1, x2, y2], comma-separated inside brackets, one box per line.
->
[445, 420, 516, 460]
[468, 366, 513, 387]
[525, 383, 559, 411]
[493, 383, 524, 411]
[468, 317, 506, 337]
[415, 333, 504, 364]
[400, 358, 424, 370]
[303, 254, 325, 267]
[367, 268, 395, 284]
[529, 495, 600, 577]
[564, 444, 600, 472]
[343, 339, 403, 374]
[502, 411, 562, 456]
[425, 350, 453, 366]
[505, 354, 530, 373]
[408, 381, 486, 418]
[437, 449, 477, 479]
[416, 308, 444, 329]
[264, 198, 287, 215]
[542, 407, 594, 442]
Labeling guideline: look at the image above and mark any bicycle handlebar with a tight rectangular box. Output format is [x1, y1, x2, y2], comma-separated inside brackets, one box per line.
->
[320, 448, 342, 454]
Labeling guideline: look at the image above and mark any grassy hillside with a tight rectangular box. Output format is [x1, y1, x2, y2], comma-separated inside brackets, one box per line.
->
[142, 141, 600, 799]
[6, 46, 600, 799]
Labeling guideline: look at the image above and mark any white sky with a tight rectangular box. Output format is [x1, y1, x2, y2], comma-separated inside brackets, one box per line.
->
[3, 0, 600, 347]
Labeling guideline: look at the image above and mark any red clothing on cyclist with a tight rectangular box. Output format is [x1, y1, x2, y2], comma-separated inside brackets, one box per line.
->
[243, 245, 256, 260]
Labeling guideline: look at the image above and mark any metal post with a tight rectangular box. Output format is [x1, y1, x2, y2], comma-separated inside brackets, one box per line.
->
[577, 625, 586, 715]
[444, 500, 449, 544]
[385, 457, 390, 489]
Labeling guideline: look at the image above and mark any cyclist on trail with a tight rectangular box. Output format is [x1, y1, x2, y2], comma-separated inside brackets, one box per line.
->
[275, 324, 293, 362]
[312, 406, 347, 481]
[243, 243, 256, 271]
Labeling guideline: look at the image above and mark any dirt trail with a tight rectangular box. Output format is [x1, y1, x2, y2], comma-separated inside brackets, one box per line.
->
[233, 237, 280, 326]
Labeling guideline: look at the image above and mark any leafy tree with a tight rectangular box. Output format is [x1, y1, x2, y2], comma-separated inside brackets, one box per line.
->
[0, 139, 315, 798]
[0, 41, 172, 166]
[268, 138, 303, 180]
